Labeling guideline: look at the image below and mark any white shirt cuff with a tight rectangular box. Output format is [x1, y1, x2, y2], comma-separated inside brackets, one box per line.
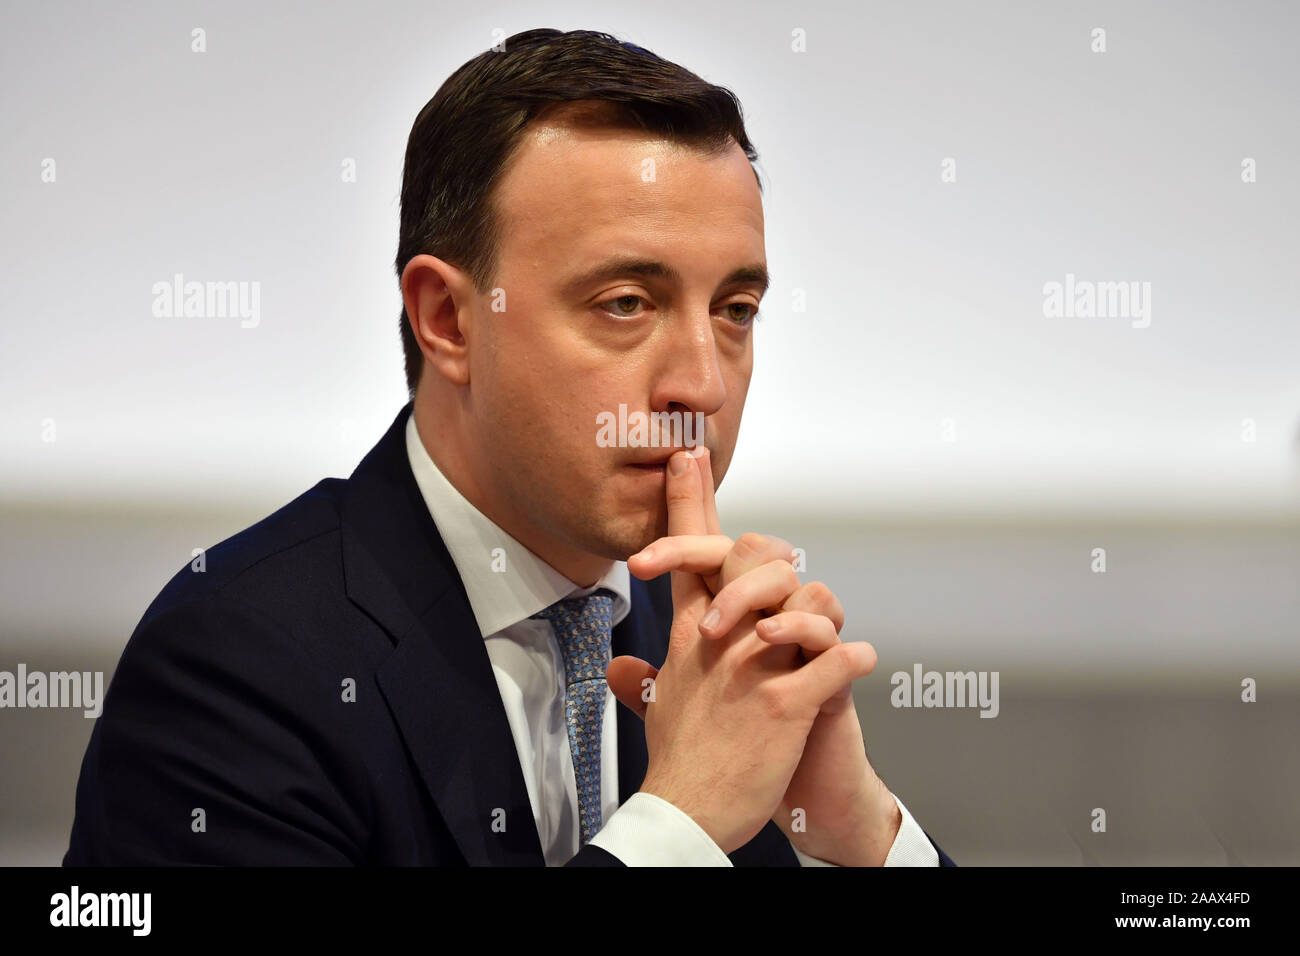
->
[791, 793, 940, 866]
[588, 792, 733, 866]
[886, 793, 939, 866]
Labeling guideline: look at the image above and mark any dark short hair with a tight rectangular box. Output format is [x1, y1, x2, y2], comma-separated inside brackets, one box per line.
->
[394, 28, 762, 398]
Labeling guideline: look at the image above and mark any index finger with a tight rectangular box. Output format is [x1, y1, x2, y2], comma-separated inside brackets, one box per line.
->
[693, 445, 723, 537]
[665, 447, 710, 537]
[664, 447, 712, 615]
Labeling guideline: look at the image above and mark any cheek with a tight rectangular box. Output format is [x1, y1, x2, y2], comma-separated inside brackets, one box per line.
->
[729, 371, 752, 410]
[719, 361, 751, 416]
[495, 372, 615, 473]
[729, 346, 754, 392]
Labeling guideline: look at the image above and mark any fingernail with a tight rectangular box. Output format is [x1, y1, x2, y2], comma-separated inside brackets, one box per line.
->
[669, 453, 688, 476]
[700, 608, 720, 632]
[759, 616, 781, 635]
[634, 544, 655, 562]
[686, 445, 706, 459]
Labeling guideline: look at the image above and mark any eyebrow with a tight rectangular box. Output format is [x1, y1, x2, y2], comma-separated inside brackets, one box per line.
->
[560, 256, 771, 301]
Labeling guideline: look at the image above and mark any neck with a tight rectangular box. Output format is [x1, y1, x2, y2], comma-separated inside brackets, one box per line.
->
[411, 396, 611, 588]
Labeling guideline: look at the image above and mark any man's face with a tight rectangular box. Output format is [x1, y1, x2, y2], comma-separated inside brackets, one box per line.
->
[458, 110, 766, 566]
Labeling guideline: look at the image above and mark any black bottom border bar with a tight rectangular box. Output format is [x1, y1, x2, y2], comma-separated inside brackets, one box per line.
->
[1, 865, 1284, 941]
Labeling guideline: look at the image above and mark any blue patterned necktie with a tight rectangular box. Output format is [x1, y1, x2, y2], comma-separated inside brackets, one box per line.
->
[531, 588, 615, 845]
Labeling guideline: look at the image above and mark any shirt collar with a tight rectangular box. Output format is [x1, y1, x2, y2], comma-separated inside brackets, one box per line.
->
[404, 409, 631, 639]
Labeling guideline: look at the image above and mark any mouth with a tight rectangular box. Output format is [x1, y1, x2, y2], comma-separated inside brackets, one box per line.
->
[626, 462, 668, 478]
[626, 447, 704, 469]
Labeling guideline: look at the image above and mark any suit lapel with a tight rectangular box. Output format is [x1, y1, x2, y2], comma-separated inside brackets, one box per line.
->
[341, 402, 544, 865]
[612, 572, 671, 804]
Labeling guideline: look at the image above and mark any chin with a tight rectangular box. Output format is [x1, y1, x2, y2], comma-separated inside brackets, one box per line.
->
[591, 509, 668, 562]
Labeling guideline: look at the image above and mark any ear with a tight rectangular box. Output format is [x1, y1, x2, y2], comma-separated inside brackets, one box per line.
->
[401, 254, 474, 387]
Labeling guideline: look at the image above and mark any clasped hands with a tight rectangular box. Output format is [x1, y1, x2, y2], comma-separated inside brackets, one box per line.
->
[606, 445, 902, 866]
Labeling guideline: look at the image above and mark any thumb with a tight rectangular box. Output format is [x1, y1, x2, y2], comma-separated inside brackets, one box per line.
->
[607, 655, 660, 721]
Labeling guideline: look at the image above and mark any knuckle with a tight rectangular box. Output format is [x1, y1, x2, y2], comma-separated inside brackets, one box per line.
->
[712, 579, 740, 608]
[831, 641, 858, 671]
[666, 485, 696, 506]
[841, 641, 873, 674]
[804, 580, 833, 605]
[757, 682, 790, 721]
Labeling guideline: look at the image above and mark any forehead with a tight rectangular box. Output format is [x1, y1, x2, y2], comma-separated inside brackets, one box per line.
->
[490, 112, 765, 273]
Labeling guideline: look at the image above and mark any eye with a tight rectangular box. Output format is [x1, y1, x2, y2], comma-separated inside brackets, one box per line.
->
[598, 294, 649, 318]
[721, 302, 760, 327]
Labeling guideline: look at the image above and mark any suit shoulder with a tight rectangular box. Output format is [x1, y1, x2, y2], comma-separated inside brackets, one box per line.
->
[139, 477, 346, 630]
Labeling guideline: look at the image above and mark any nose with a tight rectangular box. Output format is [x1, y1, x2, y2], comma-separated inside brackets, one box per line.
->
[646, 311, 728, 441]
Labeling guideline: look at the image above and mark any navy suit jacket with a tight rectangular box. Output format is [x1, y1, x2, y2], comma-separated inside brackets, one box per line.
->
[64, 402, 955, 867]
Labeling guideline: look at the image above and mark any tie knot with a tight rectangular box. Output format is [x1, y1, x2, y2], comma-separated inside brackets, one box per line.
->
[532, 588, 615, 686]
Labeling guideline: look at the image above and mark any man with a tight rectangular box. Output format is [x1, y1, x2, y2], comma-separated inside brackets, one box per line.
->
[63, 28, 954, 866]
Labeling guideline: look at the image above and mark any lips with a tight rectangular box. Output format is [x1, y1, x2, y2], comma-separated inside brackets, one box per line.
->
[628, 447, 702, 467]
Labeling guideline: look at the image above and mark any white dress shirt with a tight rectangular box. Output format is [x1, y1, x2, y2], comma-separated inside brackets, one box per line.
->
[404, 410, 938, 866]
